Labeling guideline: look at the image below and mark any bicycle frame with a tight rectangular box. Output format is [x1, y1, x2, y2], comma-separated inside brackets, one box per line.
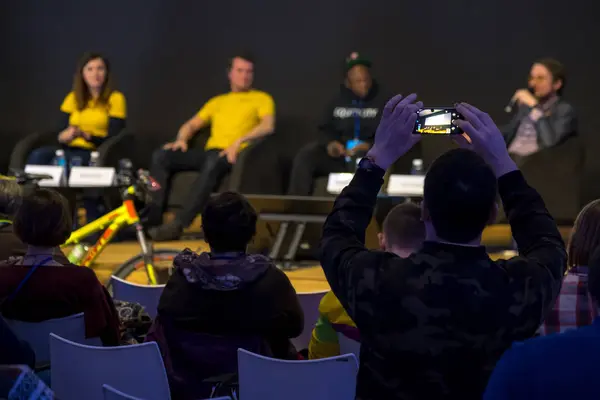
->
[61, 186, 158, 284]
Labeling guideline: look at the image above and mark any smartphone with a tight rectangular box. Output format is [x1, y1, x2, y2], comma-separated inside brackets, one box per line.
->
[413, 107, 463, 135]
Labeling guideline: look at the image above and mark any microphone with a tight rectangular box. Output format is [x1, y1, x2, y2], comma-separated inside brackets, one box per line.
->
[505, 87, 534, 113]
[504, 99, 517, 114]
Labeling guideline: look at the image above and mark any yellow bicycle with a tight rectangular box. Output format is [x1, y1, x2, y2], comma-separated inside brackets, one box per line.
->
[11, 168, 180, 289]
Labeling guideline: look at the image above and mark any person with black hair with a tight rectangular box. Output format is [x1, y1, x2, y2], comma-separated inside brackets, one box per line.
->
[148, 192, 303, 399]
[287, 52, 390, 195]
[484, 246, 600, 400]
[320, 93, 566, 399]
[503, 58, 577, 161]
[148, 53, 275, 241]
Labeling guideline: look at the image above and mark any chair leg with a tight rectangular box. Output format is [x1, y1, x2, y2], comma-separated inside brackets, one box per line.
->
[269, 222, 289, 260]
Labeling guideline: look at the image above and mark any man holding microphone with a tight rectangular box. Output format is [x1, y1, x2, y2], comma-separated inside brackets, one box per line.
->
[502, 58, 577, 163]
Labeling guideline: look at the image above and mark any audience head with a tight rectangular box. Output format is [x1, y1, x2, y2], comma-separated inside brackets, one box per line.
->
[0, 179, 23, 218]
[567, 199, 600, 268]
[13, 189, 72, 248]
[586, 247, 600, 303]
[378, 203, 425, 257]
[530, 58, 565, 98]
[228, 53, 255, 92]
[345, 52, 372, 98]
[423, 149, 497, 244]
[202, 192, 257, 253]
[73, 52, 113, 110]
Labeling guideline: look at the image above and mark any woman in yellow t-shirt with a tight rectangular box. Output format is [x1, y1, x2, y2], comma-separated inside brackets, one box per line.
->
[27, 52, 127, 166]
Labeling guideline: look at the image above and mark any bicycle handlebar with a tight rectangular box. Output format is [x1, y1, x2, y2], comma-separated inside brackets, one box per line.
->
[136, 169, 161, 192]
[9, 170, 53, 185]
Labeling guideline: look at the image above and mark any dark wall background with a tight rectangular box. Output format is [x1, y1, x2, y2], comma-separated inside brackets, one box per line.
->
[1, 0, 598, 196]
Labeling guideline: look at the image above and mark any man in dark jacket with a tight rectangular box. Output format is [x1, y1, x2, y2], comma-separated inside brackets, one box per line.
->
[287, 52, 390, 195]
[503, 58, 577, 163]
[319, 94, 566, 399]
[148, 191, 303, 399]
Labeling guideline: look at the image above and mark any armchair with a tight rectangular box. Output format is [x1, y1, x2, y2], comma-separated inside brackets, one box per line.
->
[165, 128, 272, 212]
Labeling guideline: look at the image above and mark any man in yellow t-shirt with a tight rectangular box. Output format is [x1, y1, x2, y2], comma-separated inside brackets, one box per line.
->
[148, 53, 275, 241]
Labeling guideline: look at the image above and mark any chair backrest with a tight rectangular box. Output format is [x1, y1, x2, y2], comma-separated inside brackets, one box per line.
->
[291, 290, 329, 351]
[238, 348, 358, 400]
[103, 384, 143, 400]
[110, 276, 165, 319]
[3, 312, 101, 365]
[337, 332, 361, 361]
[50, 333, 171, 400]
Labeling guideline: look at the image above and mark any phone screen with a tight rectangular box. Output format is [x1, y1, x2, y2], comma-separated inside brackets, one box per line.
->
[413, 108, 463, 135]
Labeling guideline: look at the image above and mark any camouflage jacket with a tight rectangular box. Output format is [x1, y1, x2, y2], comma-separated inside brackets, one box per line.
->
[319, 166, 566, 400]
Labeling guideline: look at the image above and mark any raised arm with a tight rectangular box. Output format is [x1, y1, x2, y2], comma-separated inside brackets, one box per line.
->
[455, 103, 566, 281]
[319, 94, 423, 318]
[319, 162, 385, 296]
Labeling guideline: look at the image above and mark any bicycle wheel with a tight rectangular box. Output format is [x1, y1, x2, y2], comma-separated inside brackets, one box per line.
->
[107, 249, 181, 290]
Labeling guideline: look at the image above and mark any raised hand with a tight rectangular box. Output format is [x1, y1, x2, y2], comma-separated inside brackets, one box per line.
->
[453, 102, 517, 178]
[366, 93, 423, 170]
[512, 89, 538, 108]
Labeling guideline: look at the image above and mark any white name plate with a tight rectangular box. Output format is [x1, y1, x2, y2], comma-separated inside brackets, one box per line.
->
[327, 173, 354, 194]
[68, 166, 116, 187]
[24, 165, 65, 187]
[387, 174, 425, 197]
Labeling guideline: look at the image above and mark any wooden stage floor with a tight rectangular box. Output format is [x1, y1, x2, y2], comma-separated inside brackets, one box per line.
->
[89, 224, 572, 294]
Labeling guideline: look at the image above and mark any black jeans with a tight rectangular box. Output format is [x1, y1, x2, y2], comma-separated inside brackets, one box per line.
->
[148, 148, 232, 227]
[287, 141, 348, 196]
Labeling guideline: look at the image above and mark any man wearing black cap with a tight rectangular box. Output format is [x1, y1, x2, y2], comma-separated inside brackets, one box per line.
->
[287, 52, 390, 196]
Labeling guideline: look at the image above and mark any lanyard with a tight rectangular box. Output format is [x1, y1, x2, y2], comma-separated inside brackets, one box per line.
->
[352, 99, 362, 140]
[6, 256, 53, 303]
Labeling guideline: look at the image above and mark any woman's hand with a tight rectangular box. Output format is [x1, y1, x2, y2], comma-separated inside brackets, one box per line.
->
[58, 126, 78, 143]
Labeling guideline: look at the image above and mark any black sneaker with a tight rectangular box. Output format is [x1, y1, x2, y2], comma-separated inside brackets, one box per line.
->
[148, 221, 184, 242]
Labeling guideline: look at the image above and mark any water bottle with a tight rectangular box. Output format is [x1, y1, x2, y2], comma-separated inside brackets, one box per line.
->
[89, 151, 100, 167]
[53, 149, 65, 166]
[67, 243, 89, 265]
[411, 159, 424, 175]
[54, 149, 68, 186]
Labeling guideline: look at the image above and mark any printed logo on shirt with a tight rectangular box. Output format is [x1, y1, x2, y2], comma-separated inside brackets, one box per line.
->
[333, 107, 379, 119]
